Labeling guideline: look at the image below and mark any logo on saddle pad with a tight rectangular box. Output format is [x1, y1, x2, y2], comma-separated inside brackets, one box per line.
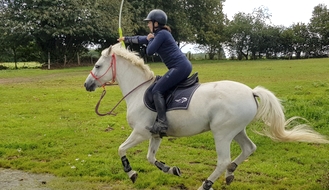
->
[144, 73, 200, 112]
[175, 97, 188, 104]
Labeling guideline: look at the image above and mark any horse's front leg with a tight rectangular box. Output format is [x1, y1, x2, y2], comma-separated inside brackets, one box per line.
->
[147, 136, 181, 176]
[118, 129, 149, 183]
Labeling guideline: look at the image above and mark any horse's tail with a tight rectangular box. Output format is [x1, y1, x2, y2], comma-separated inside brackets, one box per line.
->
[252, 86, 329, 144]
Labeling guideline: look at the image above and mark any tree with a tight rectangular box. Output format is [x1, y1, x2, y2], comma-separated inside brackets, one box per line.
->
[262, 26, 283, 59]
[249, 7, 271, 60]
[91, 0, 136, 49]
[280, 27, 295, 58]
[23, 0, 117, 64]
[226, 12, 253, 60]
[0, 1, 36, 68]
[309, 4, 329, 57]
[291, 23, 309, 58]
[1, 0, 136, 65]
[186, 0, 225, 59]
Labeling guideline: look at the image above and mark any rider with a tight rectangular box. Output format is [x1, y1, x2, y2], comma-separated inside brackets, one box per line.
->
[118, 9, 192, 136]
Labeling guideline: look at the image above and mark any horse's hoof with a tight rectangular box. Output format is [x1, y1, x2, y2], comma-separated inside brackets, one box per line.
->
[173, 166, 181, 176]
[197, 187, 214, 190]
[130, 173, 138, 183]
[225, 175, 234, 185]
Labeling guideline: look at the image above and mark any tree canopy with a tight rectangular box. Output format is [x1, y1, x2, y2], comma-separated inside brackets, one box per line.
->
[0, 1, 328, 65]
[225, 4, 329, 60]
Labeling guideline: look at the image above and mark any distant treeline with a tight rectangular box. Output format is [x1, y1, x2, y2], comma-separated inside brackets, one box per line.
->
[0, 0, 328, 66]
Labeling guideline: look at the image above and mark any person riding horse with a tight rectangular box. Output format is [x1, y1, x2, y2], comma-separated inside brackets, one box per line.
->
[118, 9, 192, 137]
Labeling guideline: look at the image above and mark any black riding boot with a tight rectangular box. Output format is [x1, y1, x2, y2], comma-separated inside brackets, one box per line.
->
[147, 91, 168, 137]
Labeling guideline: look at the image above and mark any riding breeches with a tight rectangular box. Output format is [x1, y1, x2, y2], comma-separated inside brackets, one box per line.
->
[151, 64, 192, 94]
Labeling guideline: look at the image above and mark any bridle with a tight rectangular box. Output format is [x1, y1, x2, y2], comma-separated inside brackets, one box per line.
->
[90, 54, 117, 87]
[89, 53, 153, 116]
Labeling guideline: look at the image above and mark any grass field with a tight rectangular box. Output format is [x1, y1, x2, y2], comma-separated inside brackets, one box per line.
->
[0, 58, 329, 190]
[0, 62, 42, 69]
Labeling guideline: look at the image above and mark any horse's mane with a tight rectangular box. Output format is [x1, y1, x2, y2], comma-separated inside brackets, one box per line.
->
[102, 43, 154, 79]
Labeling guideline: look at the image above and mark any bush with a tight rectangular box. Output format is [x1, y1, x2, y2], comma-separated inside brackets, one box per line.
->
[0, 65, 9, 70]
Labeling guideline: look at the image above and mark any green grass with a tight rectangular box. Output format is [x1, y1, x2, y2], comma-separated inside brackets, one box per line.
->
[0, 58, 329, 189]
[0, 62, 42, 69]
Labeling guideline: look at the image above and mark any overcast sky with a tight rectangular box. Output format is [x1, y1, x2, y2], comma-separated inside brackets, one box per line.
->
[223, 0, 328, 26]
[181, 1, 328, 53]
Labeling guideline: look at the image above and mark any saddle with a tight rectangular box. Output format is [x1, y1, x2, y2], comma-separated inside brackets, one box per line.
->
[144, 73, 200, 112]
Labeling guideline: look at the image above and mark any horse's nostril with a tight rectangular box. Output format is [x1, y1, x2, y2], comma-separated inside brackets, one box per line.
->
[84, 83, 87, 87]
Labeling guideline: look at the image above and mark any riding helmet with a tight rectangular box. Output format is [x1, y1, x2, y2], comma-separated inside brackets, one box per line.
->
[144, 9, 167, 25]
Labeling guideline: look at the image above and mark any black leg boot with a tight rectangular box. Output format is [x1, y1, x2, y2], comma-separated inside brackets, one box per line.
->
[147, 91, 168, 137]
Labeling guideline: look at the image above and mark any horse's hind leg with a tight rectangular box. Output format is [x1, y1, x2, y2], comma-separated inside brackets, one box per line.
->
[147, 136, 181, 176]
[198, 133, 233, 190]
[225, 129, 257, 185]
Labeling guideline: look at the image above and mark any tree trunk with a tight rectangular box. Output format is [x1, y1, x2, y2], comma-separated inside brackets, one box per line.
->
[13, 48, 18, 69]
[296, 51, 301, 59]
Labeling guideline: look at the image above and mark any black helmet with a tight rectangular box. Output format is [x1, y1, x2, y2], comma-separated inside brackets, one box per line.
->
[144, 9, 167, 25]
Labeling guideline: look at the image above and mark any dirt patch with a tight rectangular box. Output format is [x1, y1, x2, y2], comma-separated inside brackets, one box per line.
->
[0, 168, 54, 190]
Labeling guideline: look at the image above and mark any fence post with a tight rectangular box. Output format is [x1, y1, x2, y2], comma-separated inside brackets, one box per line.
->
[77, 52, 80, 65]
[48, 52, 50, 70]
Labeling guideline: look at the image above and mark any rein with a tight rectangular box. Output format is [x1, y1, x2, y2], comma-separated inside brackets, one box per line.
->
[95, 78, 153, 116]
[91, 53, 153, 116]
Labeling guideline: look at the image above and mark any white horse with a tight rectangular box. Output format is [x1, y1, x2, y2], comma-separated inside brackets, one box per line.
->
[84, 43, 329, 190]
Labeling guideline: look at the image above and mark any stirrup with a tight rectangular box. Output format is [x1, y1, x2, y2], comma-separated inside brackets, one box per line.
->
[159, 131, 167, 138]
[146, 121, 168, 138]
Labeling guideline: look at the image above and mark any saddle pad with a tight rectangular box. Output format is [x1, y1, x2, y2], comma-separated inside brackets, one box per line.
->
[144, 83, 200, 112]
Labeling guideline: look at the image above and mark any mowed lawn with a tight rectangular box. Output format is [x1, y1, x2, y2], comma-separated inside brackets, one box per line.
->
[0, 62, 42, 69]
[0, 58, 329, 190]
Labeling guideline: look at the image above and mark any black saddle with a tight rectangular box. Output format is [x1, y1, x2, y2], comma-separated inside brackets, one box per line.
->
[144, 73, 200, 112]
[175, 72, 199, 88]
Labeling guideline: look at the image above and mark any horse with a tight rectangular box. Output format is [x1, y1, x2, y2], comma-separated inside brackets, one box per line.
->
[84, 43, 329, 190]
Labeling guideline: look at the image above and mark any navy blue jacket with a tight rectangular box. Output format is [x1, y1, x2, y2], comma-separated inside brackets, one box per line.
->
[124, 29, 191, 70]
[124, 28, 192, 94]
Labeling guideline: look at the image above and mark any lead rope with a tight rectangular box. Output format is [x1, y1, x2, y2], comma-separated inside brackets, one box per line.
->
[95, 77, 154, 116]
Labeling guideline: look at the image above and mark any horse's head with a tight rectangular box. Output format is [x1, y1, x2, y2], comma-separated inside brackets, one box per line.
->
[84, 46, 116, 91]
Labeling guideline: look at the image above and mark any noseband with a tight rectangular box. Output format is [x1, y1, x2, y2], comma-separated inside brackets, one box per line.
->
[90, 54, 117, 87]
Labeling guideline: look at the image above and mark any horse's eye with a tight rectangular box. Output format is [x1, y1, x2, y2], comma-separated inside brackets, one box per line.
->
[95, 65, 100, 69]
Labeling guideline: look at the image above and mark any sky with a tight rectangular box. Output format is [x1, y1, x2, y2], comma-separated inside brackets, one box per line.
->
[224, 0, 328, 27]
[181, 0, 328, 53]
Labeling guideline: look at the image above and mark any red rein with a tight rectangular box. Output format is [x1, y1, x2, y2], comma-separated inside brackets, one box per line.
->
[90, 53, 153, 116]
[90, 54, 117, 116]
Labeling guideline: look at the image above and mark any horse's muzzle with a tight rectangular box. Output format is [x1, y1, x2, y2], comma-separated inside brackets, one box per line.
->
[84, 82, 96, 92]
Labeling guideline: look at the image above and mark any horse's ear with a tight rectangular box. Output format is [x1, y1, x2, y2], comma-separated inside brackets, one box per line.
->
[107, 46, 112, 55]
